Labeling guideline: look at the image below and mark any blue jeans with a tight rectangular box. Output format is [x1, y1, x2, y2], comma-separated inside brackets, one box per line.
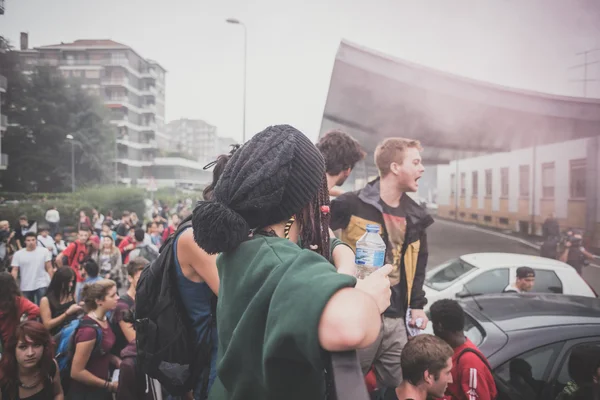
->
[22, 287, 47, 306]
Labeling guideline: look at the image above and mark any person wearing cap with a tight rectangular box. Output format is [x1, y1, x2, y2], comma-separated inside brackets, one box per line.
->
[192, 125, 392, 400]
[503, 267, 536, 293]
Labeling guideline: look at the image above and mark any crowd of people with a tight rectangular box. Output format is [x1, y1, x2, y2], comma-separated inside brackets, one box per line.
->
[0, 126, 598, 400]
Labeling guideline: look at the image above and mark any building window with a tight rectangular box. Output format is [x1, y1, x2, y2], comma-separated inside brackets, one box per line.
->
[542, 162, 555, 198]
[519, 165, 530, 197]
[450, 173, 455, 196]
[501, 167, 509, 197]
[570, 159, 586, 199]
[460, 173, 466, 197]
[86, 70, 100, 78]
[485, 169, 492, 197]
[472, 171, 478, 196]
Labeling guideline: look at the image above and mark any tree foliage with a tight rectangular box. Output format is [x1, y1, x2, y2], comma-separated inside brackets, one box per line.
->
[0, 43, 115, 192]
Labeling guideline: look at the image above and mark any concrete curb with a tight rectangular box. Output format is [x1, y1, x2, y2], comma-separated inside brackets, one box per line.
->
[435, 218, 600, 270]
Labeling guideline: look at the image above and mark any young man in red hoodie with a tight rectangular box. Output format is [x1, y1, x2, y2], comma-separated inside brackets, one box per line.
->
[430, 299, 497, 400]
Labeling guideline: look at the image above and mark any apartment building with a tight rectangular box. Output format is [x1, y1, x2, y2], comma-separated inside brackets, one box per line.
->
[16, 34, 166, 184]
[165, 119, 218, 164]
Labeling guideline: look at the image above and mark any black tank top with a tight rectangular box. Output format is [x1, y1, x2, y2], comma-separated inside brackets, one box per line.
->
[50, 299, 76, 335]
[0, 361, 56, 400]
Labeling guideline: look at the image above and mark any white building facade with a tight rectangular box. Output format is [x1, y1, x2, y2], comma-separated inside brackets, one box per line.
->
[436, 137, 597, 243]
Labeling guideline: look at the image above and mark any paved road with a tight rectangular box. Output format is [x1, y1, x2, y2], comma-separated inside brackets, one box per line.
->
[427, 219, 600, 295]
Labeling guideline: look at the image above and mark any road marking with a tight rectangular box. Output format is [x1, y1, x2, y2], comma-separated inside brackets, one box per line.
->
[435, 218, 600, 270]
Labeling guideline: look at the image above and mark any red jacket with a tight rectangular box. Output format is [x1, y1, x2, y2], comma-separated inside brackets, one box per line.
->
[118, 237, 136, 264]
[0, 297, 40, 345]
[441, 338, 497, 400]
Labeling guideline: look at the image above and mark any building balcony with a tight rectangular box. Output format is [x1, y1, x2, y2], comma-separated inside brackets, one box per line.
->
[0, 74, 6, 93]
[140, 122, 157, 132]
[116, 138, 158, 150]
[0, 153, 7, 170]
[0, 114, 7, 131]
[115, 158, 154, 167]
[139, 86, 157, 96]
[140, 68, 157, 79]
[142, 104, 156, 114]
[105, 98, 145, 114]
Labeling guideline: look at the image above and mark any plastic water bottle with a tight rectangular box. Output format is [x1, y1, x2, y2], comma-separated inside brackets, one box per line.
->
[355, 224, 386, 279]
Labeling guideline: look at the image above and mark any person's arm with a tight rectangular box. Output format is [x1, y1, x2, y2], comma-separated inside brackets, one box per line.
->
[178, 229, 219, 296]
[52, 359, 65, 400]
[409, 232, 430, 329]
[559, 246, 569, 263]
[109, 354, 122, 369]
[40, 297, 81, 331]
[330, 237, 357, 276]
[582, 247, 597, 261]
[57, 243, 74, 268]
[45, 260, 54, 279]
[55, 251, 65, 267]
[71, 337, 117, 392]
[119, 319, 136, 343]
[319, 287, 382, 351]
[10, 251, 19, 281]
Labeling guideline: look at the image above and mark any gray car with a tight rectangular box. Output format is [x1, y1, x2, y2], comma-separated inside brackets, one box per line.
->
[457, 293, 600, 400]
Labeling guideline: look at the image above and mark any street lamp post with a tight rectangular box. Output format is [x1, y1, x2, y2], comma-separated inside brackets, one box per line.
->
[66, 134, 75, 192]
[226, 18, 247, 143]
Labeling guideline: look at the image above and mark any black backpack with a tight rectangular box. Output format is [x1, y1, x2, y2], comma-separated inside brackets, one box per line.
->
[134, 216, 216, 397]
[138, 245, 159, 263]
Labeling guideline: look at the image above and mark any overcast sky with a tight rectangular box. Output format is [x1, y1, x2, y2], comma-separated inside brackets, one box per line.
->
[2, 0, 599, 143]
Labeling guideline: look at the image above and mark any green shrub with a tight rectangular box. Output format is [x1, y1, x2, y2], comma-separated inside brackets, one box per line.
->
[0, 186, 146, 229]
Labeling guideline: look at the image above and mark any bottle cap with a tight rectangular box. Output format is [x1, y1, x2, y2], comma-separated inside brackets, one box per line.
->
[366, 224, 380, 233]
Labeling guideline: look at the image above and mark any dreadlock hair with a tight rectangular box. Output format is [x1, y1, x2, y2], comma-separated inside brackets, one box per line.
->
[297, 175, 331, 262]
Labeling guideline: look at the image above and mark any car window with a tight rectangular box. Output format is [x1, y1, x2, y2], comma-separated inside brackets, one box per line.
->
[425, 259, 477, 291]
[531, 269, 563, 294]
[494, 342, 563, 400]
[463, 268, 509, 295]
[464, 314, 484, 347]
[553, 341, 600, 399]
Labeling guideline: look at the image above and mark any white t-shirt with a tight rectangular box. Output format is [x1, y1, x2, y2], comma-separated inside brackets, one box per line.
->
[93, 214, 105, 230]
[45, 209, 60, 223]
[503, 284, 523, 293]
[37, 235, 57, 256]
[11, 247, 52, 291]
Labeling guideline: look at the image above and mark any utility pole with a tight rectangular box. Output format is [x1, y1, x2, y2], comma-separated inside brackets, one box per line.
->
[569, 49, 600, 97]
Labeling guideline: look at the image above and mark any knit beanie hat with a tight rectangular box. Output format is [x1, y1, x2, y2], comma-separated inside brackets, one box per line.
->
[192, 124, 326, 254]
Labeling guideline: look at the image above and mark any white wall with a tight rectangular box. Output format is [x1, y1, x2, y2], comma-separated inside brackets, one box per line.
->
[436, 137, 590, 218]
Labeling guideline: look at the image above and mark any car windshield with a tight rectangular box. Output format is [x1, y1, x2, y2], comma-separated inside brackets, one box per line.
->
[425, 259, 477, 291]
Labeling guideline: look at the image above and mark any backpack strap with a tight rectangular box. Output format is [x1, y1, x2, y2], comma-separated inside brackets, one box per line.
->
[68, 241, 80, 266]
[456, 347, 492, 372]
[329, 351, 370, 400]
[446, 347, 494, 400]
[78, 318, 105, 355]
